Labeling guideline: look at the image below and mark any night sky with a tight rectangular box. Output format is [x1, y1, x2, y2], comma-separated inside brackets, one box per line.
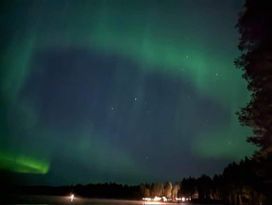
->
[0, 0, 255, 185]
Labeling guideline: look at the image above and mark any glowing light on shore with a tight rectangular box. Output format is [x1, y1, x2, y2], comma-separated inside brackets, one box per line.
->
[153, 196, 161, 201]
[70, 194, 74, 202]
[176, 197, 181, 201]
[142, 196, 162, 202]
[162, 196, 167, 202]
[143, 202, 161, 205]
[142, 196, 164, 204]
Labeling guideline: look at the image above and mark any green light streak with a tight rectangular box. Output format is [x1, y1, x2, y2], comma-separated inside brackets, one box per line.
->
[0, 151, 49, 174]
[1, 35, 36, 101]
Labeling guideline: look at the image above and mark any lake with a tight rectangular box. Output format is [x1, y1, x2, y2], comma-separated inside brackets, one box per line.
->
[1, 195, 222, 205]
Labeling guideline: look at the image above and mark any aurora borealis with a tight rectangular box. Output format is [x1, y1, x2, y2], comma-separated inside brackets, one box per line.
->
[0, 151, 49, 174]
[0, 0, 255, 185]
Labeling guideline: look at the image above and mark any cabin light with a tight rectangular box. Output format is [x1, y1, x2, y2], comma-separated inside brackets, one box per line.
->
[153, 196, 161, 201]
[162, 196, 167, 202]
[143, 197, 152, 201]
[176, 197, 181, 201]
[70, 194, 74, 202]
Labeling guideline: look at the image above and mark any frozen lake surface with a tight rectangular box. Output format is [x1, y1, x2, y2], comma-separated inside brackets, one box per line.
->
[1, 195, 222, 205]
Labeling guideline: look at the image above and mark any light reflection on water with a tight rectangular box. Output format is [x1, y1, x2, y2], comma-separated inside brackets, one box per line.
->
[5, 195, 221, 205]
[72, 198, 190, 205]
[61, 197, 220, 205]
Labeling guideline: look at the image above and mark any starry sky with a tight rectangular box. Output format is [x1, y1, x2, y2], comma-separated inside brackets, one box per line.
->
[0, 0, 255, 185]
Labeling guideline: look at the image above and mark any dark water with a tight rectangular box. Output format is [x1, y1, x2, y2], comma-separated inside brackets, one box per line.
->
[1, 196, 221, 205]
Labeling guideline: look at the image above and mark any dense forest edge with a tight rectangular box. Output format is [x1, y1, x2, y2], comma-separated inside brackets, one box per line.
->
[0, 155, 270, 204]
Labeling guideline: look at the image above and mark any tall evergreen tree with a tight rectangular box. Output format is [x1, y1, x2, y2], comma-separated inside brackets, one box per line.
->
[236, 1, 272, 203]
[236, 0, 272, 149]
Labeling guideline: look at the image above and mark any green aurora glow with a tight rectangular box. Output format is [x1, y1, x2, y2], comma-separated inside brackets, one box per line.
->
[0, 151, 49, 174]
[0, 0, 255, 184]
